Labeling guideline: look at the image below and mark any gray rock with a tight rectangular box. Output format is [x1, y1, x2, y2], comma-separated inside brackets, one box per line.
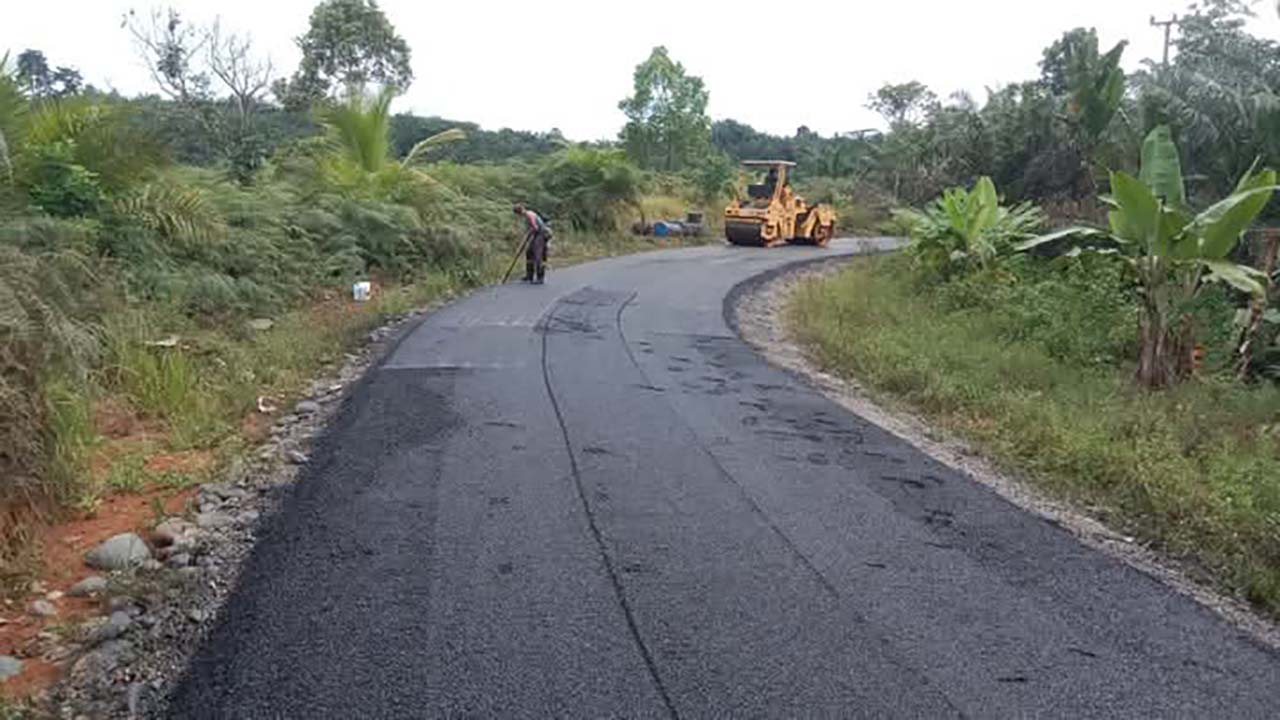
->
[68, 575, 108, 597]
[151, 518, 194, 547]
[85, 533, 151, 570]
[177, 567, 203, 579]
[140, 559, 163, 572]
[187, 609, 208, 623]
[167, 553, 192, 568]
[238, 510, 261, 525]
[0, 655, 21, 680]
[201, 483, 248, 502]
[88, 611, 132, 645]
[223, 457, 250, 484]
[295, 400, 321, 415]
[195, 511, 234, 529]
[128, 682, 146, 718]
[107, 596, 139, 614]
[29, 599, 57, 617]
[286, 450, 309, 465]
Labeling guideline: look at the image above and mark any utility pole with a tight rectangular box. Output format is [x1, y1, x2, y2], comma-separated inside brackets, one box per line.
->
[1150, 14, 1179, 68]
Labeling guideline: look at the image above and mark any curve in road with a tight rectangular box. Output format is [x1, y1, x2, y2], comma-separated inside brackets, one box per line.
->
[169, 239, 1280, 718]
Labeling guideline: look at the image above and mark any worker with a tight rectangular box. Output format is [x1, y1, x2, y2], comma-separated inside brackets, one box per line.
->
[514, 203, 551, 284]
[764, 166, 778, 194]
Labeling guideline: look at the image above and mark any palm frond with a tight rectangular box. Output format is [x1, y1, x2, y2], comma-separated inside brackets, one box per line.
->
[320, 88, 396, 174]
[402, 128, 466, 167]
[113, 183, 224, 247]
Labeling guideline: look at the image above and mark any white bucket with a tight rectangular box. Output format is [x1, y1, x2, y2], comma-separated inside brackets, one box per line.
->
[352, 281, 372, 302]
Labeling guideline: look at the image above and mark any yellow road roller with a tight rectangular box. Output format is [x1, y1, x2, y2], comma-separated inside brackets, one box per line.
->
[724, 160, 837, 247]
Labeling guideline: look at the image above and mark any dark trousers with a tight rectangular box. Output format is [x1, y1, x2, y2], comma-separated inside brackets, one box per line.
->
[525, 231, 549, 280]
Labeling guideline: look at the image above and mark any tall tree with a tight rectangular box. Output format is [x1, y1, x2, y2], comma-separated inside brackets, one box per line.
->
[275, 0, 413, 111]
[125, 8, 275, 184]
[618, 46, 711, 171]
[15, 50, 51, 97]
[867, 81, 937, 130]
[14, 50, 82, 99]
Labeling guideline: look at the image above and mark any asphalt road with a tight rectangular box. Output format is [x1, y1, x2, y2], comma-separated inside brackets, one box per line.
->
[169, 239, 1280, 718]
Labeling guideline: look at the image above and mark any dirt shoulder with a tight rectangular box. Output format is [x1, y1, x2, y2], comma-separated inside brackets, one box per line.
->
[730, 254, 1280, 652]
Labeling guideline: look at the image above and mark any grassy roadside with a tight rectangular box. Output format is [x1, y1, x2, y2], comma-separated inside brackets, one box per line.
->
[2, 230, 702, 596]
[789, 254, 1280, 616]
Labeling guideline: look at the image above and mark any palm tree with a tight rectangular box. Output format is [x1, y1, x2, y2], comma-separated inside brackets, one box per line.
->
[320, 88, 464, 178]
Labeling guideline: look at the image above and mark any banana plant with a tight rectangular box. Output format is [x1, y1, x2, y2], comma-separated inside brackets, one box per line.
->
[1018, 125, 1279, 388]
[895, 176, 1044, 274]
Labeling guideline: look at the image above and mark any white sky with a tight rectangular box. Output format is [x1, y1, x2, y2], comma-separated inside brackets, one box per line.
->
[4, 1, 1279, 141]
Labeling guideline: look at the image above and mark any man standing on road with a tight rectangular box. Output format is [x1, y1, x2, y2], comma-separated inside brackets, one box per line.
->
[514, 203, 551, 284]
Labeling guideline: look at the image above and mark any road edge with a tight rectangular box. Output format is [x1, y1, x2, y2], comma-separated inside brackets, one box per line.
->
[726, 247, 1280, 653]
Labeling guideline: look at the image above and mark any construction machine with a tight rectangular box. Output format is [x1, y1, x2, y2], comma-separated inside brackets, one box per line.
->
[724, 160, 837, 247]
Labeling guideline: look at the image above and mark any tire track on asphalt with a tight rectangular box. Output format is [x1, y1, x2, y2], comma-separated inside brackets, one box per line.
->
[614, 287, 970, 719]
[614, 291, 840, 600]
[538, 297, 680, 720]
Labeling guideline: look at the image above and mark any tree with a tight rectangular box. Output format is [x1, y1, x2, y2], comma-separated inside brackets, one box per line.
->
[124, 8, 211, 102]
[1136, 1, 1280, 206]
[1060, 31, 1127, 153]
[275, 0, 413, 110]
[867, 81, 937, 130]
[206, 20, 274, 183]
[618, 46, 711, 171]
[15, 50, 50, 97]
[1039, 28, 1096, 94]
[14, 50, 82, 99]
[125, 8, 276, 184]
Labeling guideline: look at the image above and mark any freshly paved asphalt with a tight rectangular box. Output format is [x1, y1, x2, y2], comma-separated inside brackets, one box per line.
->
[169, 239, 1280, 718]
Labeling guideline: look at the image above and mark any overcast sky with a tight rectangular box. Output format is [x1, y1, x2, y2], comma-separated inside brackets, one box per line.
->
[4, 1, 1279, 140]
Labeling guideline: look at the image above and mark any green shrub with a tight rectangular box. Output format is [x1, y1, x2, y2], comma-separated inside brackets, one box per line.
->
[26, 142, 102, 217]
[896, 176, 1044, 276]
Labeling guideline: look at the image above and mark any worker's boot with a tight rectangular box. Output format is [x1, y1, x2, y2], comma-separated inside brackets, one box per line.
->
[534, 263, 546, 285]
[522, 261, 534, 283]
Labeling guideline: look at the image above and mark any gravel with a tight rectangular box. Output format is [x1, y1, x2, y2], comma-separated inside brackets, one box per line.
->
[44, 304, 443, 719]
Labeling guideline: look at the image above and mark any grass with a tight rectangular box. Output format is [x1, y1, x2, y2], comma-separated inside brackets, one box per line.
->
[790, 254, 1280, 615]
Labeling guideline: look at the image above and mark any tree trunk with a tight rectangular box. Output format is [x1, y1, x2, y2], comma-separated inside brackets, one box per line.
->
[1235, 228, 1280, 380]
[1136, 305, 1171, 389]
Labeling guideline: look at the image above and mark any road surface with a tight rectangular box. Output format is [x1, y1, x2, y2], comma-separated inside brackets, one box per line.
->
[169, 239, 1280, 718]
